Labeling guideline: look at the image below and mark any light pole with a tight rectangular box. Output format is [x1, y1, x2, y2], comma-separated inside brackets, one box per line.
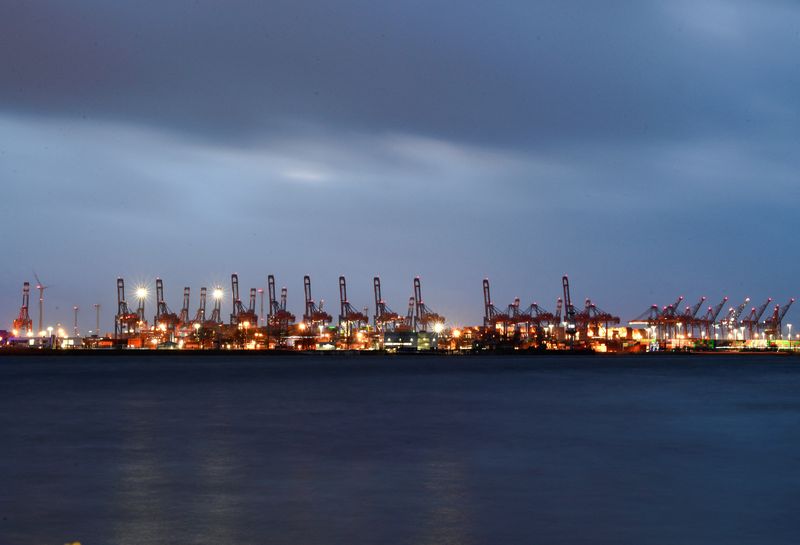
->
[788, 324, 793, 348]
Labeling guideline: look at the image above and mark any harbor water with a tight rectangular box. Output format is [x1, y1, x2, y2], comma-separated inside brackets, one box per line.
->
[1, 353, 799, 544]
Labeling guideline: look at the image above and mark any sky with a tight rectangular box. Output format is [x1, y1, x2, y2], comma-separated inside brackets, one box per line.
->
[1, 0, 798, 332]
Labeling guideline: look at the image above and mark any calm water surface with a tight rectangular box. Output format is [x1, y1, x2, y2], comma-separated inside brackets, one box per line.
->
[1, 353, 799, 544]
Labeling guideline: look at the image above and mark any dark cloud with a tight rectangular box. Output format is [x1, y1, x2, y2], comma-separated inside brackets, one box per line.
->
[0, 1, 797, 328]
[2, 1, 797, 145]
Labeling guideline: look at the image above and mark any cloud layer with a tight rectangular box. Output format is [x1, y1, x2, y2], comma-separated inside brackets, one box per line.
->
[0, 1, 797, 328]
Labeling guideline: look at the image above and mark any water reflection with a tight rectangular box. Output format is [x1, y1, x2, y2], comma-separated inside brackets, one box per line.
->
[417, 456, 475, 545]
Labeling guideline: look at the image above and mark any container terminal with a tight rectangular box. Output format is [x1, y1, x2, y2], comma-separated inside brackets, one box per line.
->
[1, 274, 796, 353]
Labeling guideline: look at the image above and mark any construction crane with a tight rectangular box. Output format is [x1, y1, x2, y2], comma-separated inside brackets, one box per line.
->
[303, 275, 332, 327]
[338, 275, 368, 332]
[762, 298, 795, 339]
[12, 281, 33, 334]
[114, 278, 139, 338]
[178, 287, 191, 325]
[742, 298, 772, 338]
[154, 278, 180, 330]
[33, 272, 48, 335]
[482, 278, 510, 333]
[373, 276, 402, 332]
[413, 277, 444, 332]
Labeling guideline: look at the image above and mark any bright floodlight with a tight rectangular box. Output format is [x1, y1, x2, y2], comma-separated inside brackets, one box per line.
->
[433, 322, 445, 334]
[213, 288, 224, 300]
[136, 287, 148, 299]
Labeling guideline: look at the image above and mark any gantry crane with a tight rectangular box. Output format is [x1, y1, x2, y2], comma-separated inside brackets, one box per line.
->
[303, 275, 332, 328]
[338, 275, 368, 332]
[373, 276, 402, 332]
[267, 275, 295, 335]
[178, 287, 191, 326]
[518, 300, 556, 340]
[12, 281, 33, 334]
[413, 277, 444, 332]
[575, 298, 620, 340]
[562, 276, 577, 344]
[762, 298, 795, 339]
[114, 278, 139, 338]
[482, 278, 511, 334]
[193, 287, 207, 325]
[154, 278, 180, 330]
[683, 296, 707, 338]
[700, 296, 728, 339]
[229, 274, 258, 326]
[209, 286, 223, 325]
[719, 297, 750, 337]
[742, 298, 772, 338]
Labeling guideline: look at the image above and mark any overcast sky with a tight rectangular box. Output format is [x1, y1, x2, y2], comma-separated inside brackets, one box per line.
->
[1, 0, 798, 331]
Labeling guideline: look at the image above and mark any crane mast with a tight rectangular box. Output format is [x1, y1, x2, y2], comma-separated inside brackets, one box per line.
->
[13, 281, 33, 334]
[194, 287, 207, 324]
[179, 287, 191, 325]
